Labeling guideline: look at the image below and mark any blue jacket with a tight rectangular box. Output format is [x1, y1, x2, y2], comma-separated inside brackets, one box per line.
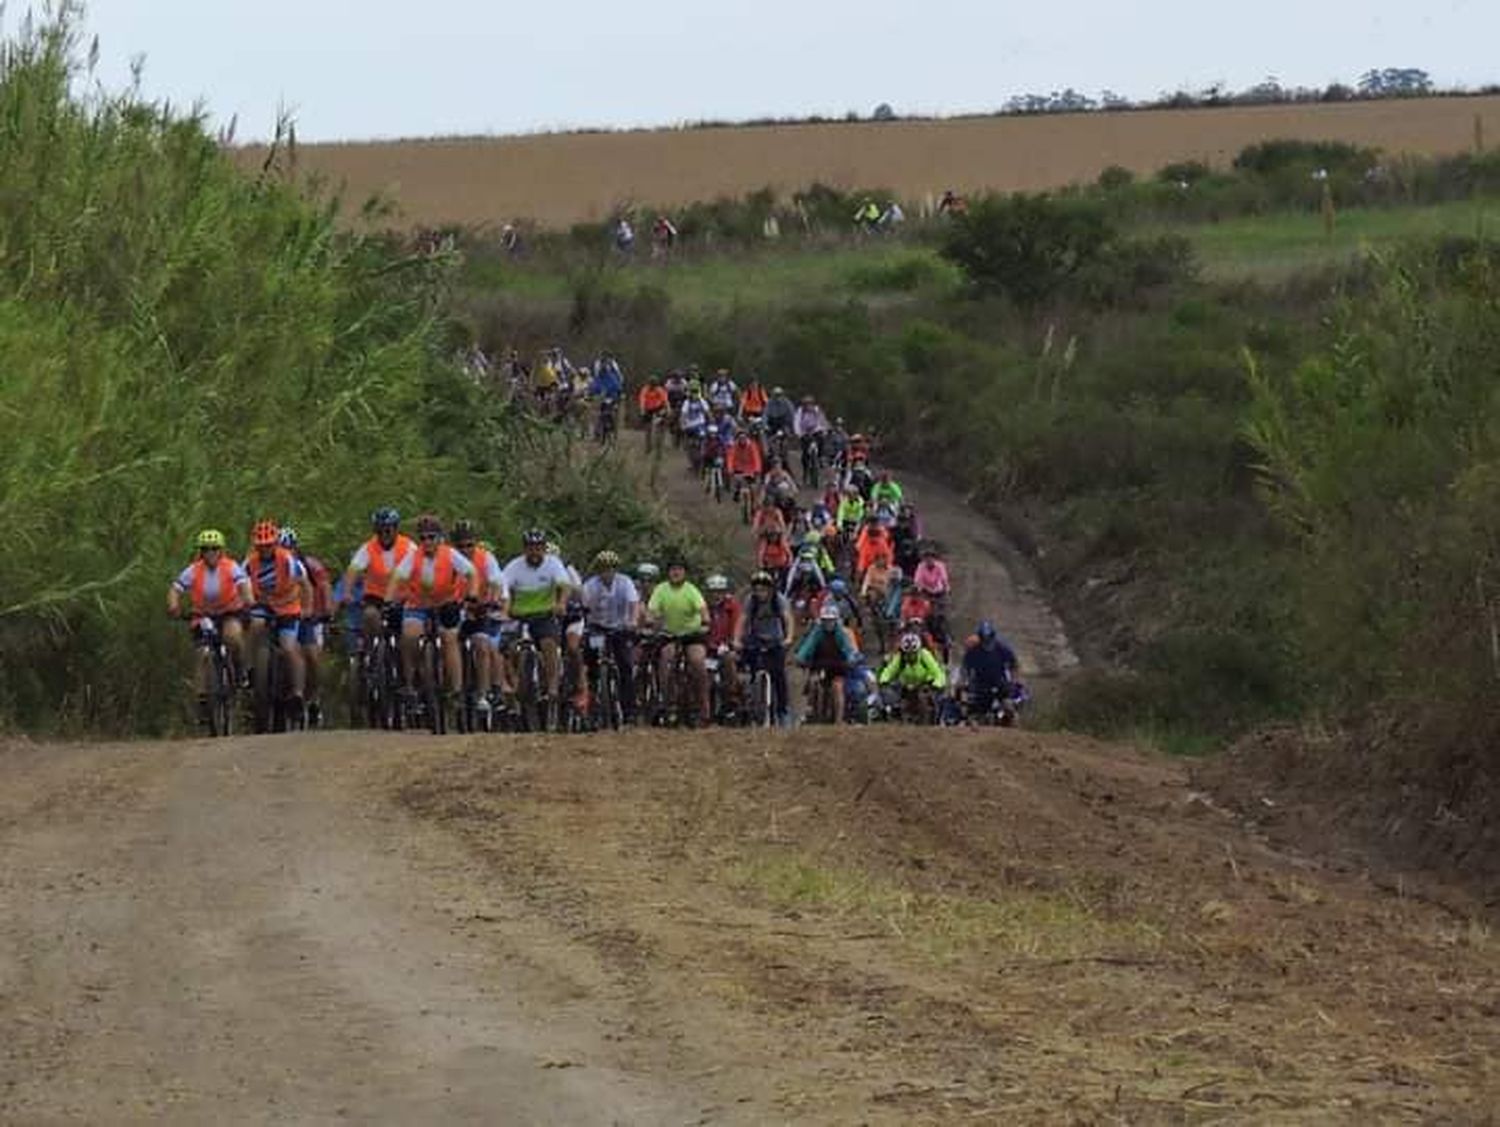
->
[962, 639, 1019, 690]
[588, 366, 623, 401]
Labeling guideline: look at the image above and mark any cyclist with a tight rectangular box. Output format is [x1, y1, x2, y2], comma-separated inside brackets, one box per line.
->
[958, 620, 1023, 723]
[794, 602, 861, 725]
[893, 504, 923, 574]
[385, 514, 479, 708]
[277, 526, 333, 727]
[168, 529, 254, 711]
[860, 549, 902, 628]
[500, 529, 574, 710]
[638, 373, 669, 430]
[870, 469, 904, 511]
[734, 570, 794, 725]
[452, 520, 508, 723]
[588, 352, 624, 402]
[847, 431, 872, 468]
[739, 376, 769, 422]
[756, 526, 793, 591]
[912, 541, 952, 655]
[664, 370, 688, 417]
[836, 484, 866, 535]
[855, 516, 895, 580]
[243, 519, 314, 716]
[826, 418, 850, 474]
[707, 369, 738, 414]
[878, 631, 947, 720]
[762, 459, 799, 522]
[552, 541, 591, 715]
[762, 386, 796, 454]
[727, 429, 764, 499]
[824, 576, 863, 635]
[785, 541, 828, 612]
[340, 508, 415, 649]
[793, 396, 829, 480]
[634, 561, 661, 606]
[679, 383, 712, 469]
[647, 558, 711, 726]
[800, 529, 835, 577]
[703, 573, 742, 716]
[581, 550, 642, 724]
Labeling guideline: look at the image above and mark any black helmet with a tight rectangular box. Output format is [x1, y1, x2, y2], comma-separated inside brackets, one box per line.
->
[522, 528, 547, 547]
[372, 506, 400, 529]
[452, 519, 477, 543]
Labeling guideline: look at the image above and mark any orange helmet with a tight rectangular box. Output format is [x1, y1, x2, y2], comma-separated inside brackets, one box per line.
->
[251, 520, 279, 547]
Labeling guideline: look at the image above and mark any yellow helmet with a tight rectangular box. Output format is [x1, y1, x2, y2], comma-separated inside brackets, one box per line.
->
[196, 529, 227, 550]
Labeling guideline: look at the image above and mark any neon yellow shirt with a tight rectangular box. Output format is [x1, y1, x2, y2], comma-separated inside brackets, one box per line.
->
[649, 581, 708, 637]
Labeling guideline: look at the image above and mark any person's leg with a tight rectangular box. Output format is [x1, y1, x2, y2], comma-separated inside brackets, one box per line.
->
[612, 632, 637, 721]
[222, 616, 247, 682]
[688, 643, 710, 722]
[280, 626, 306, 698]
[831, 676, 845, 726]
[400, 617, 423, 691]
[440, 627, 463, 694]
[540, 633, 561, 697]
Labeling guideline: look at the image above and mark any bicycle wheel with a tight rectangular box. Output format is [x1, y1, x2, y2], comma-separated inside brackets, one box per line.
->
[752, 669, 774, 729]
[518, 647, 541, 732]
[597, 664, 621, 730]
[209, 648, 235, 738]
[424, 641, 446, 735]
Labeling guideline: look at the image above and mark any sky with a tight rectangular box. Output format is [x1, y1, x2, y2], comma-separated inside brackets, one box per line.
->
[67, 1, 1498, 143]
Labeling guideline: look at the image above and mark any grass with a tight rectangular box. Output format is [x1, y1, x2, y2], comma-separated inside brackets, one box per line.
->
[1171, 198, 1494, 280]
[732, 850, 1161, 964]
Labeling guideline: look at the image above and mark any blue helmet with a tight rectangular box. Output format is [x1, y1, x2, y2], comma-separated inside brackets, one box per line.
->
[976, 620, 997, 642]
[829, 577, 848, 595]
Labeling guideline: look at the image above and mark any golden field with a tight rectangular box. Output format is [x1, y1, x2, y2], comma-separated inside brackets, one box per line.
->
[243, 96, 1500, 228]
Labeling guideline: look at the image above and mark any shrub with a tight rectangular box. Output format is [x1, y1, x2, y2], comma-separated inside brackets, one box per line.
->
[939, 194, 1115, 307]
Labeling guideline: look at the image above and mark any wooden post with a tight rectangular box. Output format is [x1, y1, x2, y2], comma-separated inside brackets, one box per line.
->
[1321, 179, 1335, 241]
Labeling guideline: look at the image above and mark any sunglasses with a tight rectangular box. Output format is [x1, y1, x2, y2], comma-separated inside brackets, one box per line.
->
[419, 532, 440, 542]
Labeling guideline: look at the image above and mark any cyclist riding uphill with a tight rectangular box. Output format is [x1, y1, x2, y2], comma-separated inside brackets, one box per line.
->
[384, 514, 479, 705]
[277, 526, 333, 726]
[243, 519, 314, 714]
[762, 385, 796, 439]
[340, 507, 415, 646]
[794, 602, 861, 726]
[739, 377, 769, 421]
[587, 355, 624, 402]
[870, 469, 904, 510]
[879, 631, 947, 716]
[704, 573, 743, 711]
[501, 529, 575, 707]
[168, 528, 254, 698]
[793, 396, 829, 462]
[734, 570, 796, 726]
[959, 620, 1026, 723]
[707, 369, 738, 413]
[581, 550, 642, 723]
[647, 557, 712, 727]
[452, 519, 508, 721]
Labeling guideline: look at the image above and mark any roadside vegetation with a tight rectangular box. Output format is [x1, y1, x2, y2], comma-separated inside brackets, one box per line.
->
[0, 14, 674, 734]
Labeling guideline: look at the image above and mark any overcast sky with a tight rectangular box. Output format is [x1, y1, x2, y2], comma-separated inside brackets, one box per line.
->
[69, 1, 1497, 142]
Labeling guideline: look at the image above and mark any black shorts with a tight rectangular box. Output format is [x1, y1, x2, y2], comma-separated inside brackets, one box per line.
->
[515, 613, 560, 642]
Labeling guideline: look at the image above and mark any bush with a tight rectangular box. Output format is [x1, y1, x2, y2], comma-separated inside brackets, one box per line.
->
[939, 194, 1115, 306]
[1097, 165, 1135, 191]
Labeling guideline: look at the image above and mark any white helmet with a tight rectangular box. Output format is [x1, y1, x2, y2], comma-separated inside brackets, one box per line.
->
[899, 632, 921, 654]
[704, 573, 730, 593]
[818, 602, 841, 624]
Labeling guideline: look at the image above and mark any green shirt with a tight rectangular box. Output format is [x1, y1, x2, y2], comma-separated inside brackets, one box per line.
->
[649, 581, 708, 637]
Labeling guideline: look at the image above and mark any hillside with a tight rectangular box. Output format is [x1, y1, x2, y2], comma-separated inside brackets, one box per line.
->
[243, 95, 1500, 228]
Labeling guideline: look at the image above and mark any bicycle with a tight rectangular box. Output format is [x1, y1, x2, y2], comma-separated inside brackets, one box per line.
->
[735, 473, 759, 524]
[651, 630, 706, 728]
[594, 397, 619, 447]
[190, 615, 238, 737]
[739, 643, 779, 730]
[510, 620, 550, 732]
[247, 612, 307, 734]
[803, 665, 841, 725]
[585, 625, 632, 731]
[703, 449, 726, 503]
[800, 433, 822, 490]
[351, 604, 404, 730]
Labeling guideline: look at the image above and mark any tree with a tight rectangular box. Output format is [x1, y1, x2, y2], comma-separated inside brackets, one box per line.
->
[1358, 67, 1433, 97]
[872, 102, 896, 121]
[939, 194, 1114, 307]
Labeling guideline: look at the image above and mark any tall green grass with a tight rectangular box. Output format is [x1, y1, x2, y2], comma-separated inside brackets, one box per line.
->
[0, 13, 673, 734]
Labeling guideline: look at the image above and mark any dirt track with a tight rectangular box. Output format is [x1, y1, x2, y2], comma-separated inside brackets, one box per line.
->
[4, 728, 1496, 1122]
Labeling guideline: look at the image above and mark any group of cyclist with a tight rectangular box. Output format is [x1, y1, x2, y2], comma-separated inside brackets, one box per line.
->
[167, 355, 1027, 732]
[633, 364, 1029, 727]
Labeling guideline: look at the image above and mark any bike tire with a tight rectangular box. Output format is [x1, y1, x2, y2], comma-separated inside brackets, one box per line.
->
[753, 670, 774, 729]
[210, 648, 235, 738]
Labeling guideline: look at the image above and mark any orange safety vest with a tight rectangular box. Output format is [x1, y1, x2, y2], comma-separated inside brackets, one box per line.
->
[727, 439, 763, 477]
[188, 557, 244, 615]
[403, 543, 465, 609]
[740, 386, 768, 416]
[638, 385, 669, 413]
[246, 547, 302, 616]
[361, 533, 414, 599]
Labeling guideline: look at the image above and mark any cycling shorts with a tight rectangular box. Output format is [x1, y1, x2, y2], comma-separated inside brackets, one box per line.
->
[248, 606, 301, 641]
[297, 620, 326, 648]
[403, 603, 462, 630]
[514, 613, 559, 642]
[461, 615, 502, 647]
[805, 660, 850, 678]
[662, 631, 708, 649]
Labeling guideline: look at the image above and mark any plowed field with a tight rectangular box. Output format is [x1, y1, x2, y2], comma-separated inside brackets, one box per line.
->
[243, 96, 1500, 228]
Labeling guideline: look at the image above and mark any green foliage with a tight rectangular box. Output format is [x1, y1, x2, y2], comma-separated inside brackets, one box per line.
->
[940, 195, 1115, 306]
[0, 13, 670, 733]
[1232, 139, 1377, 176]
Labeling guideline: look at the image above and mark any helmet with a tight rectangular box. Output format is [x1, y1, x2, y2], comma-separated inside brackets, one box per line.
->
[976, 620, 997, 641]
[594, 549, 620, 570]
[452, 519, 477, 544]
[251, 520, 279, 547]
[800, 395, 814, 405]
[899, 633, 922, 654]
[818, 602, 841, 624]
[771, 386, 785, 396]
[797, 544, 818, 559]
[277, 526, 299, 549]
[545, 541, 560, 557]
[415, 513, 443, 538]
[636, 562, 660, 581]
[750, 569, 774, 587]
[522, 528, 547, 547]
[802, 531, 821, 547]
[372, 506, 400, 529]
[196, 529, 226, 550]
[704, 573, 730, 592]
[829, 577, 848, 595]
[687, 379, 702, 394]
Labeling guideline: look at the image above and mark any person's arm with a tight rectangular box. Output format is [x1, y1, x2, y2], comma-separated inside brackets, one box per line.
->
[460, 555, 480, 602]
[298, 572, 315, 618]
[927, 652, 948, 689]
[696, 591, 710, 633]
[167, 579, 184, 617]
[339, 546, 369, 606]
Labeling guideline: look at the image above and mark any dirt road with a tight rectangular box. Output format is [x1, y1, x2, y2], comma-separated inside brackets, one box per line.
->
[0, 735, 705, 1124]
[5, 728, 1495, 1122]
